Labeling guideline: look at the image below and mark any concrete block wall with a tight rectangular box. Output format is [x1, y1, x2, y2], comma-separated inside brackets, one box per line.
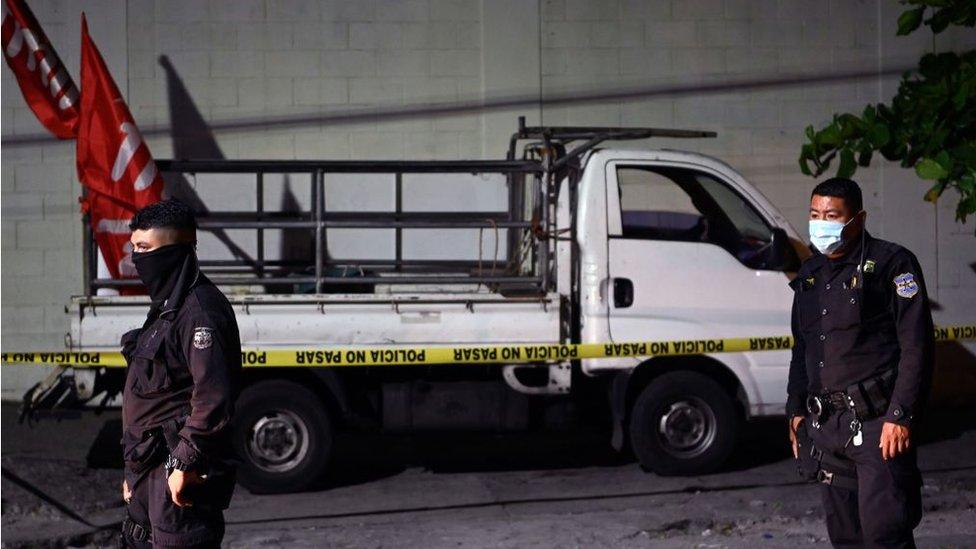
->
[3, 0, 975, 398]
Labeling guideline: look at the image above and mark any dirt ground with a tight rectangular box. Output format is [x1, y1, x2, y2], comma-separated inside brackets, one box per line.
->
[2, 402, 975, 548]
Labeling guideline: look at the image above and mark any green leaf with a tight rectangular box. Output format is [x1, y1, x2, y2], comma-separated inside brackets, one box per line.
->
[924, 180, 947, 203]
[868, 124, 890, 148]
[838, 148, 857, 178]
[935, 149, 953, 172]
[857, 149, 874, 167]
[819, 124, 842, 147]
[916, 157, 950, 180]
[897, 6, 925, 35]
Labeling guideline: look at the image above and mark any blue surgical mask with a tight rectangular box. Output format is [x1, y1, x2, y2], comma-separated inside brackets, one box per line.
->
[809, 217, 857, 255]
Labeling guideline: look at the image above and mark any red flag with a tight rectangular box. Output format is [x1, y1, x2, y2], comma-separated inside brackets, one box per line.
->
[76, 14, 162, 282]
[2, 0, 79, 138]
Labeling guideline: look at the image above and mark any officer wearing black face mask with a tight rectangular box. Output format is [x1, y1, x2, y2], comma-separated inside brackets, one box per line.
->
[119, 199, 241, 548]
[787, 178, 934, 548]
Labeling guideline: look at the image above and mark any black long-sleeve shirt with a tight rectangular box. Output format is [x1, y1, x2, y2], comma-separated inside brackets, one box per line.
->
[786, 232, 934, 425]
[121, 275, 242, 473]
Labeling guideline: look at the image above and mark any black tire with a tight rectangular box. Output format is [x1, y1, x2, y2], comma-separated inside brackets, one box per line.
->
[628, 370, 739, 476]
[233, 380, 333, 494]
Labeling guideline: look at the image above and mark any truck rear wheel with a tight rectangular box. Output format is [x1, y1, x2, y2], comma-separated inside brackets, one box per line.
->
[233, 380, 333, 494]
[629, 371, 738, 475]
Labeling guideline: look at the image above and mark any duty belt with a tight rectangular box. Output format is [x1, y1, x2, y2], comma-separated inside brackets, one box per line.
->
[806, 391, 854, 428]
[122, 517, 152, 543]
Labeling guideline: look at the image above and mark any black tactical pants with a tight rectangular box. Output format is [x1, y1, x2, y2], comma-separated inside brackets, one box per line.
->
[807, 410, 922, 548]
[120, 464, 225, 548]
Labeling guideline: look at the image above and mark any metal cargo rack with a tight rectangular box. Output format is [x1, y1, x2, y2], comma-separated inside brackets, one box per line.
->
[83, 118, 715, 297]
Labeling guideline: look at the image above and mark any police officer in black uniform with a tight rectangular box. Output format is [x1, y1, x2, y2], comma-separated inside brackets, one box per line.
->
[119, 199, 241, 548]
[787, 178, 934, 548]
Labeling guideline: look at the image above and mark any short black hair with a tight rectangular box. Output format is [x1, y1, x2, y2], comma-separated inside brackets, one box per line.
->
[129, 198, 197, 234]
[811, 177, 863, 213]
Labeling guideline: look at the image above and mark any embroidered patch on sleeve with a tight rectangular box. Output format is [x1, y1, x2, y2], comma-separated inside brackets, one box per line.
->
[192, 327, 214, 350]
[893, 273, 919, 299]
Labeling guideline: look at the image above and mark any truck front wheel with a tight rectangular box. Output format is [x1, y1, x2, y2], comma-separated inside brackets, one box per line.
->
[233, 380, 333, 494]
[628, 371, 739, 475]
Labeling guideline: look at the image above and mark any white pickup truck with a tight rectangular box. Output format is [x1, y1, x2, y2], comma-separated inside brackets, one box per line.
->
[45, 120, 807, 493]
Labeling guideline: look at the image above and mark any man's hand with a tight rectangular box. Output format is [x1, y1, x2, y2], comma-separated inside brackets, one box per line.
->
[879, 421, 911, 460]
[167, 469, 204, 507]
[122, 479, 131, 503]
[788, 415, 805, 458]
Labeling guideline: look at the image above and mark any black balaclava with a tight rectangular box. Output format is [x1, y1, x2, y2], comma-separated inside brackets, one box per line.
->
[131, 243, 198, 314]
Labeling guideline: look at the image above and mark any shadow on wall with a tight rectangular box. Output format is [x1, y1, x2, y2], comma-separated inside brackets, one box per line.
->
[159, 54, 255, 270]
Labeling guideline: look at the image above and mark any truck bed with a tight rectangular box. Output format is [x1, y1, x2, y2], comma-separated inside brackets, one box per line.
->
[69, 290, 563, 352]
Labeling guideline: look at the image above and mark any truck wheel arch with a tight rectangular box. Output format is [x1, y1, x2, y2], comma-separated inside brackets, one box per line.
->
[239, 368, 350, 425]
[609, 355, 749, 452]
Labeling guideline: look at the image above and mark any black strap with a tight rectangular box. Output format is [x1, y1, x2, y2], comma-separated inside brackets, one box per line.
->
[123, 517, 152, 543]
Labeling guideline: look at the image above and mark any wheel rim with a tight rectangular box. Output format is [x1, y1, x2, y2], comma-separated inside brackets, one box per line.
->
[655, 397, 717, 459]
[247, 409, 310, 473]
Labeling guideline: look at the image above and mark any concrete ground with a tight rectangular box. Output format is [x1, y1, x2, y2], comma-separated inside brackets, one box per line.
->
[2, 402, 975, 548]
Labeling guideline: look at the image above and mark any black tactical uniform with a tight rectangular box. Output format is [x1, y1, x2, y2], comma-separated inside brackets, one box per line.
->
[120, 245, 241, 547]
[788, 231, 934, 548]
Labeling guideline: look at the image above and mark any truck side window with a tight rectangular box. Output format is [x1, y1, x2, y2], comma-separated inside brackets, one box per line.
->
[616, 165, 781, 270]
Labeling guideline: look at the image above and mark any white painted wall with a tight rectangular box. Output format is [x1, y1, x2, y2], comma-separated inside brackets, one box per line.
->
[3, 0, 974, 398]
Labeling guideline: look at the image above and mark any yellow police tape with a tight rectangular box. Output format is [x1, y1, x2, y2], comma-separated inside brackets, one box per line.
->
[2, 325, 975, 369]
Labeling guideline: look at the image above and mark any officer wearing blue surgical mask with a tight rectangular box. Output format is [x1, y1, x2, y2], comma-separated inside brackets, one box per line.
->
[786, 177, 934, 547]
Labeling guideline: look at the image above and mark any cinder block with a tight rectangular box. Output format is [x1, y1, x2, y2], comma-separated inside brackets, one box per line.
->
[212, 51, 265, 78]
[294, 22, 349, 49]
[350, 23, 404, 49]
[672, 48, 726, 74]
[430, 0, 480, 22]
[672, 0, 725, 20]
[725, 47, 777, 74]
[644, 20, 698, 47]
[403, 131, 461, 159]
[619, 48, 672, 76]
[0, 305, 45, 334]
[266, 0, 321, 21]
[3, 249, 43, 276]
[294, 77, 349, 105]
[17, 220, 75, 250]
[590, 20, 643, 48]
[402, 76, 459, 101]
[699, 21, 749, 47]
[429, 51, 480, 76]
[164, 51, 212, 79]
[44, 249, 81, 280]
[294, 131, 351, 159]
[349, 131, 407, 159]
[265, 51, 321, 77]
[349, 77, 405, 104]
[563, 48, 620, 76]
[542, 48, 569, 76]
[209, 0, 264, 22]
[322, 0, 376, 21]
[376, 0, 429, 22]
[565, 0, 619, 21]
[802, 18, 855, 48]
[620, 0, 671, 20]
[542, 0, 566, 21]
[456, 21, 480, 49]
[377, 51, 431, 76]
[751, 21, 803, 48]
[402, 22, 459, 49]
[156, 0, 208, 23]
[542, 21, 591, 48]
[322, 50, 378, 77]
[237, 23, 294, 50]
[15, 165, 75, 193]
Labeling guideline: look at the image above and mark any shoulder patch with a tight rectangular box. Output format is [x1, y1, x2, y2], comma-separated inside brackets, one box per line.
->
[193, 327, 214, 350]
[863, 259, 875, 273]
[893, 273, 919, 299]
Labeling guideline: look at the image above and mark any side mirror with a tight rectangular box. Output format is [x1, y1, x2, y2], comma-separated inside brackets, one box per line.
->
[766, 228, 800, 272]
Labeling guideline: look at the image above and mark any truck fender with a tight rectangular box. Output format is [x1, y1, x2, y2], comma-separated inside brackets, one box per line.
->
[307, 368, 351, 416]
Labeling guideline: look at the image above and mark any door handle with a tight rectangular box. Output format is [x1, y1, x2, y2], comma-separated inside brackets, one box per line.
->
[613, 278, 633, 308]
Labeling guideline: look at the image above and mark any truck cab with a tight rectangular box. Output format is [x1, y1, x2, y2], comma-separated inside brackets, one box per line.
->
[25, 121, 806, 492]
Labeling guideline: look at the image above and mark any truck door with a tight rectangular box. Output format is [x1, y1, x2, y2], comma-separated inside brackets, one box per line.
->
[603, 161, 797, 414]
